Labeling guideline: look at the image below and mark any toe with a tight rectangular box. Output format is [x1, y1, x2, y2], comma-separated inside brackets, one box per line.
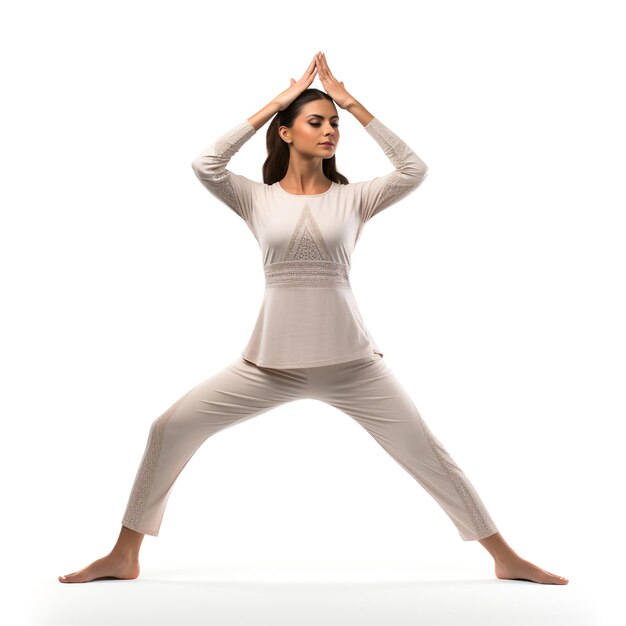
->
[59, 574, 77, 583]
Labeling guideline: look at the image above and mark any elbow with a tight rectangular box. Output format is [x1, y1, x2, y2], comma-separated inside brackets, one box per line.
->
[404, 158, 429, 187]
[412, 152, 429, 179]
[191, 154, 219, 180]
[417, 163, 429, 180]
[415, 165, 429, 189]
[191, 156, 205, 177]
[412, 152, 429, 181]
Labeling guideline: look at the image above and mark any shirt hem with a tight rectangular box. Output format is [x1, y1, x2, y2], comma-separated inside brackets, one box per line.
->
[241, 347, 382, 369]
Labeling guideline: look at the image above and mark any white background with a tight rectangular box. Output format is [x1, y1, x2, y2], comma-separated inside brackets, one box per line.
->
[2, 1, 623, 624]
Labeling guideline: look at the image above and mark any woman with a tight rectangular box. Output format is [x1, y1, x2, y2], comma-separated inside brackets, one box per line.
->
[59, 51, 568, 585]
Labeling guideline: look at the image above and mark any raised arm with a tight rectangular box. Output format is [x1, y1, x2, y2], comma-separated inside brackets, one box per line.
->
[191, 54, 322, 222]
[355, 112, 429, 223]
[314, 51, 429, 223]
[191, 120, 258, 222]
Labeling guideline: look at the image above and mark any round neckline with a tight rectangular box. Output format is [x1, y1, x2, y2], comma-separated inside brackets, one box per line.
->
[275, 180, 335, 197]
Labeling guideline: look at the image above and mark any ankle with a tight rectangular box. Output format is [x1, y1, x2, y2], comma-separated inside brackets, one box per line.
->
[109, 548, 139, 561]
[494, 552, 523, 566]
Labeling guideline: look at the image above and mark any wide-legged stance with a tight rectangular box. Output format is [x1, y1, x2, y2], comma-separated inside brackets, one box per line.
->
[121, 353, 498, 541]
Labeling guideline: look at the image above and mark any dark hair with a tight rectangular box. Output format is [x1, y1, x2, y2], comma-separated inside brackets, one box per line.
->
[262, 88, 349, 186]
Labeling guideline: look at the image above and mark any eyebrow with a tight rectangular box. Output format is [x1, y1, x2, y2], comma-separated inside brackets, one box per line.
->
[306, 114, 340, 121]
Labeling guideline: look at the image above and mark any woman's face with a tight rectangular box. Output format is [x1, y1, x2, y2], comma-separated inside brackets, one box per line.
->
[281, 100, 340, 159]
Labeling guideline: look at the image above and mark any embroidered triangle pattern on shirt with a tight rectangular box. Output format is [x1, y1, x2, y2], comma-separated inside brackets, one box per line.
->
[282, 204, 332, 262]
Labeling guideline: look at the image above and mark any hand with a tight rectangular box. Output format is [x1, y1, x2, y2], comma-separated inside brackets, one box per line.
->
[272, 54, 319, 112]
[314, 52, 355, 109]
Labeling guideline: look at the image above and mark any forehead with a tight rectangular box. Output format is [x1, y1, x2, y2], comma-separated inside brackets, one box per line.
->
[299, 100, 339, 119]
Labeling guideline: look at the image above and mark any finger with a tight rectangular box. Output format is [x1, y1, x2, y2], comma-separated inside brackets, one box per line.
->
[321, 53, 338, 81]
[320, 52, 337, 80]
[304, 67, 317, 86]
[316, 51, 325, 69]
[315, 55, 327, 80]
[318, 53, 333, 82]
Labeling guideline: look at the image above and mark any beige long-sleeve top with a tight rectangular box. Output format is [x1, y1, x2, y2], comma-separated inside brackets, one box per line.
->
[191, 116, 428, 368]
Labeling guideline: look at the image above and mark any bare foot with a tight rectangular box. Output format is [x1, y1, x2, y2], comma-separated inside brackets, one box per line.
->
[59, 552, 140, 583]
[495, 556, 569, 585]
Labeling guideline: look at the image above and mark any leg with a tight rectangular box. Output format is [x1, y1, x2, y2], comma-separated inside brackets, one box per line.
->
[311, 354, 568, 584]
[59, 357, 306, 583]
[121, 357, 305, 536]
[311, 355, 498, 541]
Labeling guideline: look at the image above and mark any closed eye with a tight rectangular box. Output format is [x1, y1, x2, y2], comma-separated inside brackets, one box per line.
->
[309, 122, 339, 127]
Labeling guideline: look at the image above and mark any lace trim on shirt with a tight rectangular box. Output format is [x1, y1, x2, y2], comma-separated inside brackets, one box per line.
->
[264, 260, 350, 288]
[283, 204, 333, 261]
[265, 259, 350, 288]
[264, 203, 350, 287]
[207, 176, 240, 216]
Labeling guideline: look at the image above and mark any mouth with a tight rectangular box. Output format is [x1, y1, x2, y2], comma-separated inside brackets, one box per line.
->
[319, 143, 334, 147]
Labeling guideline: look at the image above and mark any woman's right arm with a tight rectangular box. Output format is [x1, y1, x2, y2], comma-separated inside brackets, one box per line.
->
[247, 53, 319, 129]
[191, 54, 320, 220]
[246, 100, 281, 131]
[189, 98, 285, 222]
[191, 118, 260, 222]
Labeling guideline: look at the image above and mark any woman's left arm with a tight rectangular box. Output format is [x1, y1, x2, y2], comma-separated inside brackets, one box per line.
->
[316, 52, 429, 222]
[352, 114, 429, 223]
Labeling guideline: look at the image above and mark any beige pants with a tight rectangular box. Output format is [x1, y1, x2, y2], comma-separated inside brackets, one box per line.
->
[121, 353, 498, 541]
